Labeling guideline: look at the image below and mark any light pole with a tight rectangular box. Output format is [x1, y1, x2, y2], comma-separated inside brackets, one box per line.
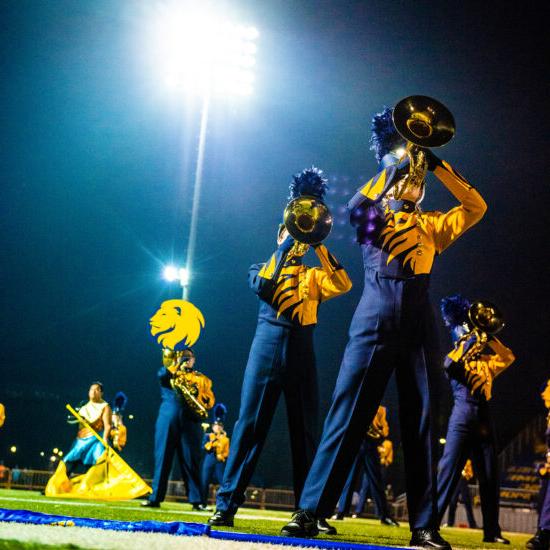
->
[150, 7, 258, 300]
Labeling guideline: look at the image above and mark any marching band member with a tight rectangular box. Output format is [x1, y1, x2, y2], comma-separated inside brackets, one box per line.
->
[201, 404, 230, 505]
[445, 459, 477, 529]
[208, 168, 352, 531]
[526, 380, 550, 550]
[110, 391, 128, 452]
[332, 406, 398, 525]
[437, 294, 514, 545]
[143, 348, 215, 509]
[282, 102, 486, 549]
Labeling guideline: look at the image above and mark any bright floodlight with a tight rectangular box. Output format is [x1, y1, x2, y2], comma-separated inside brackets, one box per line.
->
[163, 265, 190, 286]
[163, 265, 179, 282]
[10, 446, 16, 453]
[40, 451, 45, 457]
[151, 6, 259, 96]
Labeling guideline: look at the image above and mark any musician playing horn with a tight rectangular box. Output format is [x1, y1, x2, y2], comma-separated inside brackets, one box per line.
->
[142, 348, 215, 509]
[437, 294, 514, 545]
[208, 167, 352, 531]
[282, 100, 486, 550]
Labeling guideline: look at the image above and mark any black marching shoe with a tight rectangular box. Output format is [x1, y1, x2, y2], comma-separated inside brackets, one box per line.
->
[207, 509, 234, 527]
[141, 500, 160, 508]
[381, 516, 400, 527]
[410, 528, 451, 549]
[192, 503, 212, 512]
[526, 530, 550, 550]
[317, 518, 337, 535]
[280, 510, 319, 538]
[483, 535, 510, 545]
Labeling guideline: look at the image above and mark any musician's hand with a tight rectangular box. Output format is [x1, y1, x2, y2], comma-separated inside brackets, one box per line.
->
[424, 149, 442, 172]
[279, 235, 295, 253]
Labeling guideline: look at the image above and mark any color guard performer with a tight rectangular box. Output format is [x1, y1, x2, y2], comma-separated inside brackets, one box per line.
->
[63, 382, 111, 474]
[526, 380, 550, 550]
[282, 98, 486, 549]
[209, 168, 352, 531]
[437, 294, 515, 545]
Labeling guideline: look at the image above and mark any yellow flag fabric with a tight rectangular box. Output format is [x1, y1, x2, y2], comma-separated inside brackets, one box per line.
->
[45, 450, 151, 500]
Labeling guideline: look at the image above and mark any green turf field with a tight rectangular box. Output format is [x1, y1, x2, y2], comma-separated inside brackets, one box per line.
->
[0, 489, 533, 549]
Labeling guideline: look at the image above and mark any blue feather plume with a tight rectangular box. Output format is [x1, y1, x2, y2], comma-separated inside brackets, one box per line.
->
[112, 391, 128, 413]
[369, 107, 406, 163]
[440, 294, 471, 328]
[288, 166, 328, 201]
[214, 403, 227, 423]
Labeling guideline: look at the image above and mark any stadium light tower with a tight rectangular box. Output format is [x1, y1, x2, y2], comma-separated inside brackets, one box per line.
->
[150, 5, 258, 300]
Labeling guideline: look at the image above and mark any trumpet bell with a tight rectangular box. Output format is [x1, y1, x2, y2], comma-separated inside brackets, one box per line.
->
[468, 300, 505, 335]
[283, 196, 333, 245]
[393, 95, 455, 148]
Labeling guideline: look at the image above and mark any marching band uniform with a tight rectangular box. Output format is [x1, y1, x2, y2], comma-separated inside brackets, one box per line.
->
[437, 295, 514, 544]
[446, 459, 477, 529]
[110, 392, 128, 452]
[282, 108, 486, 548]
[201, 404, 230, 505]
[209, 168, 352, 528]
[334, 406, 397, 525]
[527, 381, 550, 550]
[144, 349, 215, 508]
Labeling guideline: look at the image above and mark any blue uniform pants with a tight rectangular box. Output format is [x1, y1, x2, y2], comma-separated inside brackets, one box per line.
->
[216, 319, 318, 515]
[299, 270, 439, 529]
[149, 398, 203, 505]
[437, 399, 501, 538]
[201, 453, 226, 504]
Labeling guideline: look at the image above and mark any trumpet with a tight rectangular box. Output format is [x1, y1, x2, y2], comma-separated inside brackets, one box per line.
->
[391, 95, 456, 200]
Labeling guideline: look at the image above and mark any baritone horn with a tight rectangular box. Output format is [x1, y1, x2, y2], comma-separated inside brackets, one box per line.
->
[283, 196, 333, 245]
[391, 95, 456, 199]
[457, 300, 505, 366]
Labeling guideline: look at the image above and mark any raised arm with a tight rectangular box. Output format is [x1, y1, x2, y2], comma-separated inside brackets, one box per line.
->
[199, 374, 215, 410]
[312, 244, 352, 301]
[428, 160, 488, 253]
[248, 237, 294, 299]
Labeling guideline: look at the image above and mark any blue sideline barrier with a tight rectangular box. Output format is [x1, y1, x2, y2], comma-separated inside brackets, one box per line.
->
[0, 507, 408, 549]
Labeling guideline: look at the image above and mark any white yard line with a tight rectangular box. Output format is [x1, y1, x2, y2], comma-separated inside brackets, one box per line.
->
[0, 495, 288, 522]
[0, 522, 311, 550]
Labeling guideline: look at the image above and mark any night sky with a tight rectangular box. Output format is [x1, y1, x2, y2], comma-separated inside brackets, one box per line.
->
[1, 0, 548, 492]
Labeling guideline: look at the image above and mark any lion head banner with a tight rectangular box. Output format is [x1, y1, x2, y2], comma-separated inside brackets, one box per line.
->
[149, 299, 205, 350]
